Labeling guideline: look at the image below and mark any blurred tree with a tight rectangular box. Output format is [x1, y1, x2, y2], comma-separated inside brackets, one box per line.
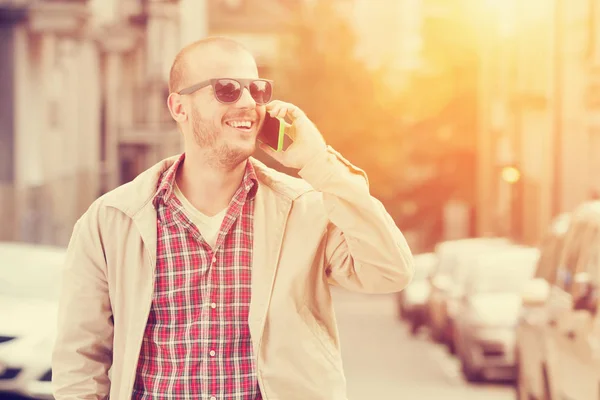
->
[265, 0, 407, 219]
[393, 0, 480, 247]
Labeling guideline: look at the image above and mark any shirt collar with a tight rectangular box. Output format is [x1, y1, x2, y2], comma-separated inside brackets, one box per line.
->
[152, 153, 259, 208]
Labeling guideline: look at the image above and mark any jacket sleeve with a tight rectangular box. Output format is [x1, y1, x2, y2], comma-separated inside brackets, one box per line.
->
[52, 207, 113, 399]
[298, 146, 414, 294]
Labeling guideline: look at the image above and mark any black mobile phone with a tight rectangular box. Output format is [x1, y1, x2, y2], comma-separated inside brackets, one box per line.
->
[258, 114, 292, 152]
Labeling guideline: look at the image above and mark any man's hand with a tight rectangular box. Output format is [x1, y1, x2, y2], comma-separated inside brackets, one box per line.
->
[259, 101, 327, 169]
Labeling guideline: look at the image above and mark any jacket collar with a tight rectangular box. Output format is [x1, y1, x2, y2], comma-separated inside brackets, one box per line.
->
[103, 154, 312, 218]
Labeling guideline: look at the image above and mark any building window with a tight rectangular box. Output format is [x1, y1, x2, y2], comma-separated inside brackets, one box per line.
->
[100, 100, 107, 162]
[119, 144, 148, 184]
[590, 128, 600, 195]
[47, 100, 61, 129]
[589, 0, 600, 64]
[47, 67, 65, 129]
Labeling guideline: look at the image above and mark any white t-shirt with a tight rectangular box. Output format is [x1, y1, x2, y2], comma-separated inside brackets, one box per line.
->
[173, 182, 227, 249]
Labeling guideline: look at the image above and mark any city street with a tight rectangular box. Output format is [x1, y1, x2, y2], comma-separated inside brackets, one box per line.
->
[1, 288, 515, 400]
[332, 287, 515, 400]
[1, 0, 596, 399]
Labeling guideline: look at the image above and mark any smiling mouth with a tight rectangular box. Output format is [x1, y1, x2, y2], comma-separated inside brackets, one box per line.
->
[225, 120, 255, 132]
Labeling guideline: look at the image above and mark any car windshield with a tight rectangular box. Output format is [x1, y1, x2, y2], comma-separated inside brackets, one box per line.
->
[471, 270, 527, 293]
[435, 240, 510, 276]
[469, 252, 538, 294]
[0, 246, 64, 301]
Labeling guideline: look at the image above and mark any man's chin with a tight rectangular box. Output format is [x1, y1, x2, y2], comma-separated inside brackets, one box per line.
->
[217, 142, 255, 168]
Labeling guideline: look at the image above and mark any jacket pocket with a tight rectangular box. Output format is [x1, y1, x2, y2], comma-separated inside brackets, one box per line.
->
[299, 305, 340, 369]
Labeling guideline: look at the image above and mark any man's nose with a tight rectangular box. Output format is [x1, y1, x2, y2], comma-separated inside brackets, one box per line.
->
[235, 87, 257, 108]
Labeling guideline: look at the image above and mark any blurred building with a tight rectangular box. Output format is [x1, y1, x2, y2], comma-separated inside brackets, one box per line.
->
[99, 0, 299, 188]
[95, 0, 184, 194]
[0, 0, 300, 246]
[476, 0, 600, 244]
[391, 0, 480, 251]
[0, 0, 102, 246]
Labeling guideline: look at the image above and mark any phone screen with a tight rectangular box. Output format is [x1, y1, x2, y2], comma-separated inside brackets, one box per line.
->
[258, 114, 282, 150]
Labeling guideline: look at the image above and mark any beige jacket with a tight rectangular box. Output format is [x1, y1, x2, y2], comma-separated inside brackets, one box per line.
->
[52, 146, 414, 400]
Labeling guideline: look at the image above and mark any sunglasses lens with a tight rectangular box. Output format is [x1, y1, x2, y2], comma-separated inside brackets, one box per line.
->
[249, 80, 273, 104]
[214, 79, 242, 103]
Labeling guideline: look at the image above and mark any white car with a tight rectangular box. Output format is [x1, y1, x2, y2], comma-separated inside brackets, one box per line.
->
[427, 238, 512, 346]
[397, 252, 437, 334]
[0, 242, 66, 399]
[453, 246, 540, 382]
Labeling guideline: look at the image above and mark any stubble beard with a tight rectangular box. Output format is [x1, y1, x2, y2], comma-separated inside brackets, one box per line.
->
[191, 108, 253, 169]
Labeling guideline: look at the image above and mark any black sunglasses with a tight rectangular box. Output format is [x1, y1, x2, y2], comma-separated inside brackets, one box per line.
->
[177, 78, 274, 105]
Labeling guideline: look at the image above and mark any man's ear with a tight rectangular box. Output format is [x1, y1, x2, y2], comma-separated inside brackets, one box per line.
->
[167, 93, 187, 123]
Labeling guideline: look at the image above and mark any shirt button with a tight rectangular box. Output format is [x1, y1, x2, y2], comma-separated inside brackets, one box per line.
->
[209, 350, 216, 357]
[211, 255, 217, 263]
[211, 303, 217, 309]
[210, 397, 216, 400]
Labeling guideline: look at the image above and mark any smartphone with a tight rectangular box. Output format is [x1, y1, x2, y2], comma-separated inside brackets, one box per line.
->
[258, 114, 290, 152]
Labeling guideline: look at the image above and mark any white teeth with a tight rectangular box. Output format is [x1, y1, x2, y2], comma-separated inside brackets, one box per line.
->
[227, 120, 252, 129]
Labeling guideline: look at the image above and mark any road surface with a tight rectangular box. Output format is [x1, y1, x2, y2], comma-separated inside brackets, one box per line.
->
[332, 287, 515, 400]
[0, 289, 515, 400]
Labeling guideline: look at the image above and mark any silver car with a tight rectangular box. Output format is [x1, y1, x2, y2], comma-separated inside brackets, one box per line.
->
[453, 246, 539, 382]
[397, 252, 437, 334]
[0, 242, 65, 399]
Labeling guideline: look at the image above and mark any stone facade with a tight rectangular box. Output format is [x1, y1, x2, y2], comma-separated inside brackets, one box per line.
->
[476, 0, 600, 244]
[0, 0, 300, 246]
[1, 0, 101, 245]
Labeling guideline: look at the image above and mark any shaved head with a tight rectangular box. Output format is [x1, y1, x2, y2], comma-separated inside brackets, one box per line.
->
[166, 36, 265, 170]
[168, 37, 254, 94]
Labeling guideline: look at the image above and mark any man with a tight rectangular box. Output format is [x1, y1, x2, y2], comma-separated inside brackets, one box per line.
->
[52, 37, 414, 400]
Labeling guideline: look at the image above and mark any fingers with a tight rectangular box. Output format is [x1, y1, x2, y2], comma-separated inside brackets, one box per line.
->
[266, 100, 305, 122]
[267, 102, 286, 119]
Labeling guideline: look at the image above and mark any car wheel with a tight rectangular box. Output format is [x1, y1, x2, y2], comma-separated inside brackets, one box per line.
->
[444, 322, 456, 353]
[515, 352, 527, 400]
[447, 337, 456, 355]
[542, 365, 552, 400]
[430, 324, 443, 342]
[397, 299, 405, 320]
[411, 318, 423, 335]
[461, 355, 482, 383]
[463, 365, 482, 383]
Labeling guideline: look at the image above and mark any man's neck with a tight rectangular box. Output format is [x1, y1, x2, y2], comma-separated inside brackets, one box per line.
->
[176, 152, 248, 217]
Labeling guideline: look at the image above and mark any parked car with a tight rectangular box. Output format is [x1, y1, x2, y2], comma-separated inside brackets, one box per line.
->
[444, 243, 523, 354]
[542, 201, 600, 400]
[397, 252, 437, 334]
[0, 242, 66, 399]
[426, 238, 512, 347]
[515, 212, 571, 400]
[453, 246, 539, 382]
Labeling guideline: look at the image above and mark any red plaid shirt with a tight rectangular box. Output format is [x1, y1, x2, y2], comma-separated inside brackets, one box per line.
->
[132, 154, 262, 399]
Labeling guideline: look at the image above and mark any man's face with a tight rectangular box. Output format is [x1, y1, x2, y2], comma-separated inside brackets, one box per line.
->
[183, 50, 267, 168]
